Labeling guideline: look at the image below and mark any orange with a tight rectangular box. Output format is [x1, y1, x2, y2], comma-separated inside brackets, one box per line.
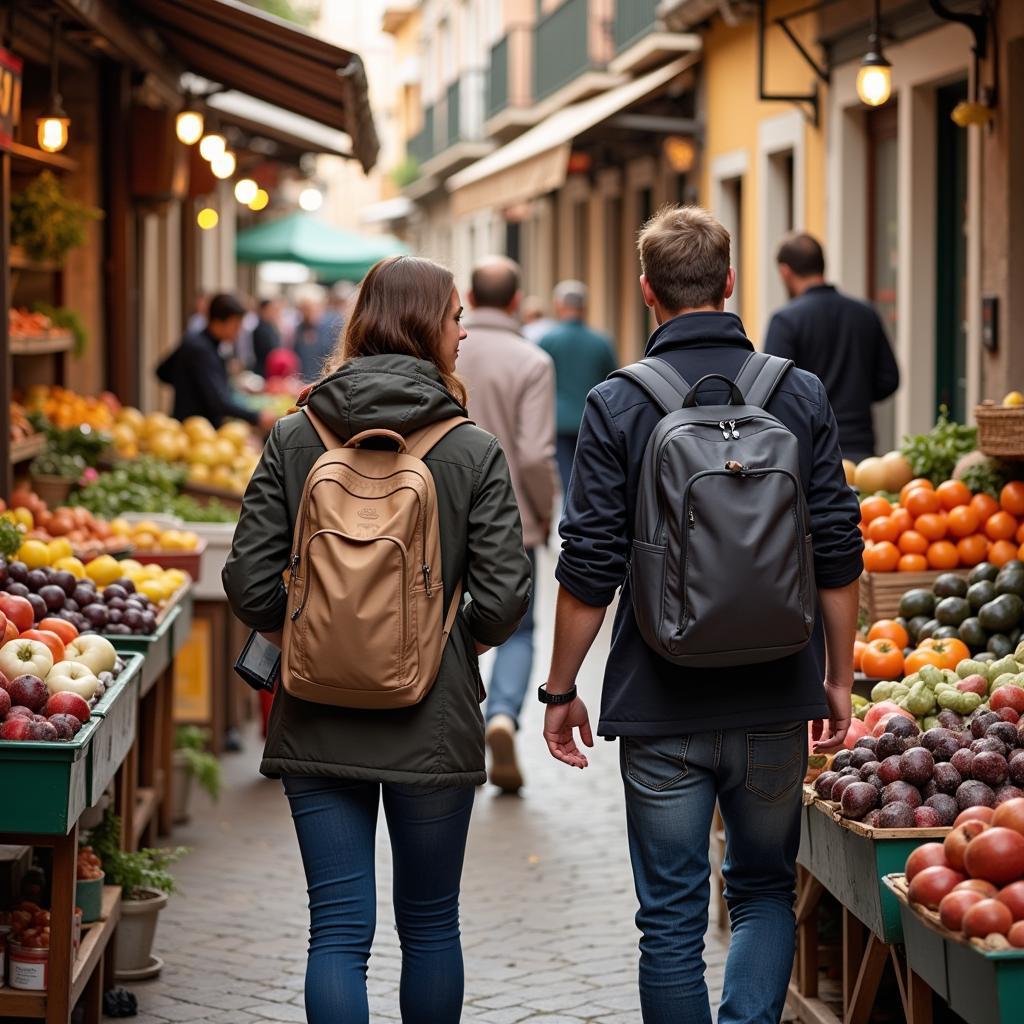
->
[927, 540, 960, 570]
[919, 636, 972, 669]
[956, 534, 990, 567]
[898, 530, 929, 555]
[971, 492, 1000, 523]
[1001, 482, 1024, 517]
[900, 478, 934, 506]
[1017, 520, 1024, 545]
[868, 619, 911, 649]
[947, 504, 981, 538]
[864, 541, 901, 572]
[860, 495, 893, 524]
[990, 539, 1019, 566]
[905, 487, 942, 518]
[890, 507, 913, 534]
[867, 516, 901, 544]
[915, 512, 949, 542]
[899, 553, 929, 571]
[906, 648, 946, 675]
[985, 511, 1018, 542]
[936, 480, 972, 510]
[1020, 541, 1024, 561]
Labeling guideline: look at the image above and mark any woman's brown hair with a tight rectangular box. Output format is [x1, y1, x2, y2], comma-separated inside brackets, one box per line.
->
[323, 255, 467, 406]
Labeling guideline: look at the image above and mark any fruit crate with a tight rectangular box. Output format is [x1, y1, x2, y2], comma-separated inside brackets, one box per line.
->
[797, 797, 949, 943]
[105, 603, 182, 698]
[87, 653, 144, 805]
[861, 567, 971, 623]
[180, 521, 235, 600]
[0, 716, 102, 834]
[886, 873, 1024, 1022]
[976, 403, 1024, 459]
[132, 538, 207, 582]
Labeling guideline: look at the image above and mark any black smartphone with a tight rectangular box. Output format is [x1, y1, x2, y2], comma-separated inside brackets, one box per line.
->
[233, 631, 281, 693]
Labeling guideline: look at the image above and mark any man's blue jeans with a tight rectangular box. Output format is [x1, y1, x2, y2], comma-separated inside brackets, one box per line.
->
[620, 722, 807, 1024]
[283, 776, 475, 1024]
[484, 549, 535, 728]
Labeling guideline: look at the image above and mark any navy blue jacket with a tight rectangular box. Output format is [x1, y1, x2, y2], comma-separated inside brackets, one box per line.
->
[556, 312, 864, 737]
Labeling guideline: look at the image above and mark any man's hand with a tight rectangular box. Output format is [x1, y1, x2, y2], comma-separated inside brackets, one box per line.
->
[543, 696, 593, 769]
[812, 680, 853, 752]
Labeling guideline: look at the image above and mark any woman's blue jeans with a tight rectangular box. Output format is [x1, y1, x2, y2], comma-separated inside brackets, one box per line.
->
[283, 775, 475, 1024]
[620, 722, 807, 1024]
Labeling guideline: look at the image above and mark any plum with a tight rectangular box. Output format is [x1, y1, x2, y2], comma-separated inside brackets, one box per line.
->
[933, 762, 963, 795]
[922, 728, 961, 762]
[859, 760, 882, 780]
[47, 715, 75, 740]
[841, 781, 880, 821]
[882, 781, 922, 808]
[854, 736, 878, 753]
[865, 773, 885, 793]
[986, 721, 1019, 748]
[937, 710, 966, 730]
[1010, 756, 1024, 788]
[0, 717, 32, 740]
[971, 737, 1009, 757]
[26, 594, 46, 622]
[951, 748, 976, 777]
[995, 784, 1024, 805]
[28, 719, 57, 741]
[867, 809, 884, 828]
[830, 775, 861, 802]
[902, 736, 923, 751]
[878, 755, 904, 786]
[832, 750, 854, 772]
[876, 802, 917, 829]
[848, 747, 875, 769]
[924, 793, 959, 826]
[875, 733, 903, 760]
[900, 748, 935, 786]
[6, 705, 33, 718]
[914, 806, 943, 828]
[24, 569, 47, 592]
[956, 779, 997, 810]
[6, 560, 27, 583]
[814, 771, 840, 798]
[0, 688, 9, 719]
[8, 675, 48, 713]
[51, 571, 76, 597]
[972, 711, 1002, 738]
[6, 582, 28, 598]
[921, 780, 940, 800]
[887, 715, 920, 738]
[972, 751, 1009, 787]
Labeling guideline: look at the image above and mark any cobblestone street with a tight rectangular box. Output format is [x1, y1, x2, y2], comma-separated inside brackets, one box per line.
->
[125, 554, 731, 1023]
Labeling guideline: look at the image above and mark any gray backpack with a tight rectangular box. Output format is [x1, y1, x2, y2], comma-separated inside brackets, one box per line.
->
[613, 351, 815, 668]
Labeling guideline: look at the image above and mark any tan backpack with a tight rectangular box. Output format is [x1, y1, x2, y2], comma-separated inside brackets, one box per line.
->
[281, 408, 471, 709]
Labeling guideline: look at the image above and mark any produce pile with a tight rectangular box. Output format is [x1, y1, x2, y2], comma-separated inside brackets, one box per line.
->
[2, 489, 126, 563]
[8, 308, 68, 340]
[22, 386, 118, 433]
[8, 402, 40, 448]
[902, 798, 1024, 949]
[108, 518, 201, 552]
[6, 902, 60, 951]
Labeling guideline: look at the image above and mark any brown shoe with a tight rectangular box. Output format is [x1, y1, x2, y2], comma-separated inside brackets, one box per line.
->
[486, 714, 523, 793]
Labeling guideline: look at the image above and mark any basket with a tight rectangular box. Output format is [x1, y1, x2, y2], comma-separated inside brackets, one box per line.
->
[861, 567, 970, 623]
[30, 474, 75, 507]
[976, 402, 1024, 458]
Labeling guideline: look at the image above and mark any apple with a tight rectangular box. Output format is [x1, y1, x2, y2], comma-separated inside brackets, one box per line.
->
[48, 712, 82, 739]
[3, 620, 17, 644]
[7, 674, 49, 712]
[0, 687, 9, 719]
[44, 691, 91, 723]
[19, 630, 65, 667]
[6, 705, 33, 718]
[0, 639, 54, 683]
[0, 593, 34, 633]
[29, 719, 57, 742]
[958, 675, 990, 697]
[992, 686, 1024, 715]
[0, 668, 8, 691]
[45, 662, 99, 700]
[0, 717, 32, 740]
[64, 635, 117, 675]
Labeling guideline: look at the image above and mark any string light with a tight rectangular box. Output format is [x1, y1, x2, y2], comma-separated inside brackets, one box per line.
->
[176, 109, 204, 145]
[234, 178, 258, 204]
[197, 208, 219, 230]
[211, 151, 237, 179]
[248, 189, 270, 212]
[199, 133, 226, 161]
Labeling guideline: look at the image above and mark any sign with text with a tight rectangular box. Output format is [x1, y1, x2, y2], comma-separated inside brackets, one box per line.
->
[0, 47, 22, 150]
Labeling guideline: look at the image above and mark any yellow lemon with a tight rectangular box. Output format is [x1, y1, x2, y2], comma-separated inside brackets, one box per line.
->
[109, 518, 132, 538]
[85, 554, 122, 587]
[164, 568, 188, 587]
[180, 532, 199, 550]
[1003, 391, 1024, 408]
[47, 537, 74, 562]
[210, 465, 235, 491]
[213, 438, 237, 465]
[53, 556, 87, 579]
[189, 442, 218, 467]
[18, 539, 52, 569]
[119, 559, 143, 574]
[183, 416, 217, 442]
[131, 520, 161, 537]
[141, 564, 164, 580]
[218, 420, 251, 448]
[117, 407, 145, 431]
[132, 531, 158, 551]
[138, 579, 168, 604]
[187, 463, 211, 484]
[12, 508, 33, 530]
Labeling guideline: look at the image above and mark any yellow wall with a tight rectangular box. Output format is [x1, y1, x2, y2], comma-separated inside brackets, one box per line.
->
[700, 0, 826, 341]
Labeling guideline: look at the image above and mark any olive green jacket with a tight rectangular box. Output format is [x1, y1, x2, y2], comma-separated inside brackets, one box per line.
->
[222, 354, 532, 786]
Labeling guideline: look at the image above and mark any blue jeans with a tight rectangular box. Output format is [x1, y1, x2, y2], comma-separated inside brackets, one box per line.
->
[484, 549, 535, 728]
[620, 722, 807, 1024]
[283, 776, 475, 1024]
[556, 433, 577, 496]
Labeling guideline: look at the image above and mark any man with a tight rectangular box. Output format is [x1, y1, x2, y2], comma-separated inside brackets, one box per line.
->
[251, 298, 283, 378]
[294, 293, 330, 384]
[537, 280, 618, 493]
[764, 232, 900, 462]
[520, 295, 556, 344]
[458, 256, 558, 793]
[540, 206, 863, 1023]
[157, 293, 275, 432]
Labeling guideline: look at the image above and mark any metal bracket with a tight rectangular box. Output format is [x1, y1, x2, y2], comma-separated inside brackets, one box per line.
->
[928, 0, 988, 61]
[757, 0, 832, 127]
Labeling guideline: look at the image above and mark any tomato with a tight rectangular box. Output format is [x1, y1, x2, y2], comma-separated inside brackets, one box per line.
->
[861, 638, 905, 679]
[37, 617, 79, 645]
[1001, 482, 1024, 517]
[957, 534, 990, 567]
[927, 540, 960, 570]
[971, 492, 1001, 523]
[947, 504, 981, 538]
[918, 637, 971, 669]
[915, 512, 948, 541]
[900, 478, 934, 506]
[868, 619, 910, 649]
[899, 553, 929, 571]
[19, 630, 65, 666]
[898, 530, 929, 555]
[990, 539, 1019, 567]
[0, 593, 34, 633]
[867, 515, 901, 544]
[890, 507, 913, 533]
[905, 487, 942, 518]
[986, 510, 1018, 541]
[905, 647, 947, 674]
[937, 480, 972, 510]
[860, 495, 892, 523]
[864, 541, 900, 572]
[853, 639, 868, 671]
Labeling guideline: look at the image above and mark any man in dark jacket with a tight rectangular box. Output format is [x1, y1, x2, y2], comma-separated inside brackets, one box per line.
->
[251, 298, 282, 378]
[540, 206, 863, 1024]
[157, 293, 275, 431]
[764, 232, 900, 461]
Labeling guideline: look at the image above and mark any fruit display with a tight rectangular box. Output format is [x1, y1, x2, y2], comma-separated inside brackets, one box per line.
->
[77, 846, 103, 881]
[859, 479, 1024, 572]
[7, 902, 54, 950]
[22, 386, 120, 433]
[9, 308, 68, 340]
[109, 518, 200, 552]
[9, 402, 41, 447]
[3, 490, 126, 562]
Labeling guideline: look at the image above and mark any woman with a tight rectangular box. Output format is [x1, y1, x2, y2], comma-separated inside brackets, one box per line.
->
[223, 256, 531, 1023]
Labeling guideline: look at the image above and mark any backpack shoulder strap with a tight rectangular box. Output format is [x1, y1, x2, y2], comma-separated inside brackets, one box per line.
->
[304, 407, 346, 450]
[610, 358, 692, 416]
[405, 415, 474, 460]
[733, 352, 793, 409]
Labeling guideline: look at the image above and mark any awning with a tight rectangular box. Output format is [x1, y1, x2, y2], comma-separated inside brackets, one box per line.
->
[448, 53, 700, 218]
[130, 0, 379, 172]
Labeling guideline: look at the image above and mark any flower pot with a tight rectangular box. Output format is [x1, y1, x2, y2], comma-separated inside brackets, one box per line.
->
[31, 475, 75, 508]
[76, 872, 105, 924]
[113, 888, 168, 978]
[171, 749, 193, 825]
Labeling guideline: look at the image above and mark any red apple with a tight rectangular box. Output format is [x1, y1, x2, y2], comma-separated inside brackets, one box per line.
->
[6, 705, 33, 719]
[28, 719, 57, 742]
[0, 594, 34, 633]
[992, 686, 1024, 714]
[7, 675, 48, 713]
[44, 692, 90, 724]
[958, 675, 990, 697]
[999, 708, 1021, 724]
[0, 717, 32, 740]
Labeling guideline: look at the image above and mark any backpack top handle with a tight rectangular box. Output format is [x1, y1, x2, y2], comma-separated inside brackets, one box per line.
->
[681, 374, 747, 408]
[343, 429, 409, 452]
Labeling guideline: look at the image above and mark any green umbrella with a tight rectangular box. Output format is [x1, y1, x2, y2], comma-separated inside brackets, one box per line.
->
[235, 213, 408, 282]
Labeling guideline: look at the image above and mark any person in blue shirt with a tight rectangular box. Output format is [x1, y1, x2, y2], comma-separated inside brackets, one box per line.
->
[537, 281, 618, 493]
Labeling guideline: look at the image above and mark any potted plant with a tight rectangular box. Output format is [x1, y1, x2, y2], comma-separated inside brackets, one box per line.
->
[11, 171, 103, 265]
[172, 725, 222, 824]
[87, 811, 187, 979]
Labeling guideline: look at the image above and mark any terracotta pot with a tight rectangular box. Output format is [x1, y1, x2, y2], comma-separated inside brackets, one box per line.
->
[113, 888, 168, 977]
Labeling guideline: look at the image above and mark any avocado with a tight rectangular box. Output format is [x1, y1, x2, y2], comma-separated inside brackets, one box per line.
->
[968, 580, 997, 613]
[968, 562, 1000, 585]
[988, 634, 1015, 658]
[995, 561, 1024, 598]
[934, 573, 969, 599]
[917, 618, 941, 642]
[959, 616, 989, 652]
[908, 615, 931, 642]
[899, 588, 937, 619]
[933, 625, 962, 641]
[978, 594, 1024, 633]
[936, 596, 972, 627]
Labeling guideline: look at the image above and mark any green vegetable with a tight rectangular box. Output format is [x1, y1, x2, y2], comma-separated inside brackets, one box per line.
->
[957, 659, 992, 681]
[168, 496, 238, 524]
[0, 519, 23, 559]
[870, 680, 909, 703]
[918, 664, 946, 690]
[936, 689, 983, 714]
[12, 171, 103, 264]
[899, 407, 978, 486]
[959, 457, 1024, 498]
[900, 681, 937, 716]
[31, 302, 89, 357]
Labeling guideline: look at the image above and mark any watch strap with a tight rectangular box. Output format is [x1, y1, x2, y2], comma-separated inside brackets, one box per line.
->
[538, 683, 578, 705]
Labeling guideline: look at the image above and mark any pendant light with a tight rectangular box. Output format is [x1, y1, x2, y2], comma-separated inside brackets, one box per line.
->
[856, 0, 892, 108]
[37, 15, 70, 152]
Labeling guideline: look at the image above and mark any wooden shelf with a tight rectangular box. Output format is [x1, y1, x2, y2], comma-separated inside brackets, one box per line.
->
[10, 333, 74, 356]
[10, 432, 47, 464]
[8, 142, 79, 174]
[10, 247, 61, 273]
[0, 887, 121, 1019]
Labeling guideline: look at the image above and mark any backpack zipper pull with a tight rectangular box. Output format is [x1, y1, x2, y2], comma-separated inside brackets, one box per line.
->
[288, 553, 299, 579]
[730, 419, 739, 439]
[719, 420, 730, 440]
[422, 563, 433, 595]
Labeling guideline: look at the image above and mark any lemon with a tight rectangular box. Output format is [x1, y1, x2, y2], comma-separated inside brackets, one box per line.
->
[18, 539, 52, 569]
[164, 568, 188, 587]
[1003, 391, 1024, 408]
[181, 532, 199, 550]
[47, 537, 74, 561]
[53, 556, 86, 579]
[187, 463, 211, 484]
[119, 559, 143, 574]
[131, 520, 161, 537]
[12, 508, 33, 530]
[108, 518, 131, 537]
[86, 554, 122, 587]
[138, 579, 168, 603]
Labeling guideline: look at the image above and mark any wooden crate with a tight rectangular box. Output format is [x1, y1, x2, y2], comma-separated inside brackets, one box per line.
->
[861, 567, 971, 623]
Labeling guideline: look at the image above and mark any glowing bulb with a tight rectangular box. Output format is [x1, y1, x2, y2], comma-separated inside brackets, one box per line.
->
[197, 208, 219, 230]
[176, 110, 204, 145]
[234, 178, 258, 204]
[249, 189, 270, 212]
[199, 133, 226, 161]
[211, 151, 236, 179]
[37, 116, 69, 153]
[298, 187, 323, 212]
[856, 58, 892, 107]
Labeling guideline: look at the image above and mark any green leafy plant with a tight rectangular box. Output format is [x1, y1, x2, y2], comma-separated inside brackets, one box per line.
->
[175, 726, 222, 801]
[900, 407, 978, 486]
[11, 172, 103, 264]
[958, 457, 1024, 498]
[31, 303, 89, 357]
[87, 810, 188, 899]
[0, 519, 24, 559]
[390, 155, 421, 189]
[169, 495, 238, 523]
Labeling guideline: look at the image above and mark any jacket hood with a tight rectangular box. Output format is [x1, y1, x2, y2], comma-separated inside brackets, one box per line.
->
[302, 354, 466, 439]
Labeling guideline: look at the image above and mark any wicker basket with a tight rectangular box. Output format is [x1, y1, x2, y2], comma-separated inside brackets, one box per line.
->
[976, 401, 1024, 458]
[30, 474, 75, 507]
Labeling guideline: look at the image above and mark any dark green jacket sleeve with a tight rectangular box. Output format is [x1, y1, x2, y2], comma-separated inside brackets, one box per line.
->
[463, 438, 532, 647]
[222, 422, 293, 632]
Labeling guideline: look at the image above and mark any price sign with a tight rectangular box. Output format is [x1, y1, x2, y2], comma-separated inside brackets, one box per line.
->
[0, 46, 22, 150]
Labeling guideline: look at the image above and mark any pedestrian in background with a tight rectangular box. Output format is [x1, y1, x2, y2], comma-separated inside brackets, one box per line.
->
[458, 256, 558, 793]
[294, 292, 331, 384]
[541, 206, 863, 1024]
[251, 298, 283, 378]
[521, 294, 556, 343]
[224, 255, 531, 1024]
[315, 284, 350, 361]
[764, 232, 900, 462]
[538, 280, 618, 494]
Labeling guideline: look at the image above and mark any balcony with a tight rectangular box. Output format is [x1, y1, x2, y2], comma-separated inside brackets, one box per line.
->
[613, 0, 658, 52]
[486, 25, 536, 138]
[608, 0, 701, 74]
[407, 105, 435, 165]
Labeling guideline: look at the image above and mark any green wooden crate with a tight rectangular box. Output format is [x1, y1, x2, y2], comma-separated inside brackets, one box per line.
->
[170, 590, 193, 658]
[87, 653, 144, 805]
[801, 801, 944, 943]
[888, 875, 950, 1001]
[106, 603, 181, 697]
[0, 717, 100, 834]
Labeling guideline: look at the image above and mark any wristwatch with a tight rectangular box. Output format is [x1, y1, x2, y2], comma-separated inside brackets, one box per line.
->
[538, 683, 577, 705]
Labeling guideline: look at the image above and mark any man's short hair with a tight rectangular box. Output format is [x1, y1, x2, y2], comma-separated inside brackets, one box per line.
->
[777, 232, 826, 277]
[258, 298, 275, 313]
[553, 279, 587, 311]
[637, 205, 731, 312]
[471, 256, 521, 309]
[208, 293, 246, 323]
